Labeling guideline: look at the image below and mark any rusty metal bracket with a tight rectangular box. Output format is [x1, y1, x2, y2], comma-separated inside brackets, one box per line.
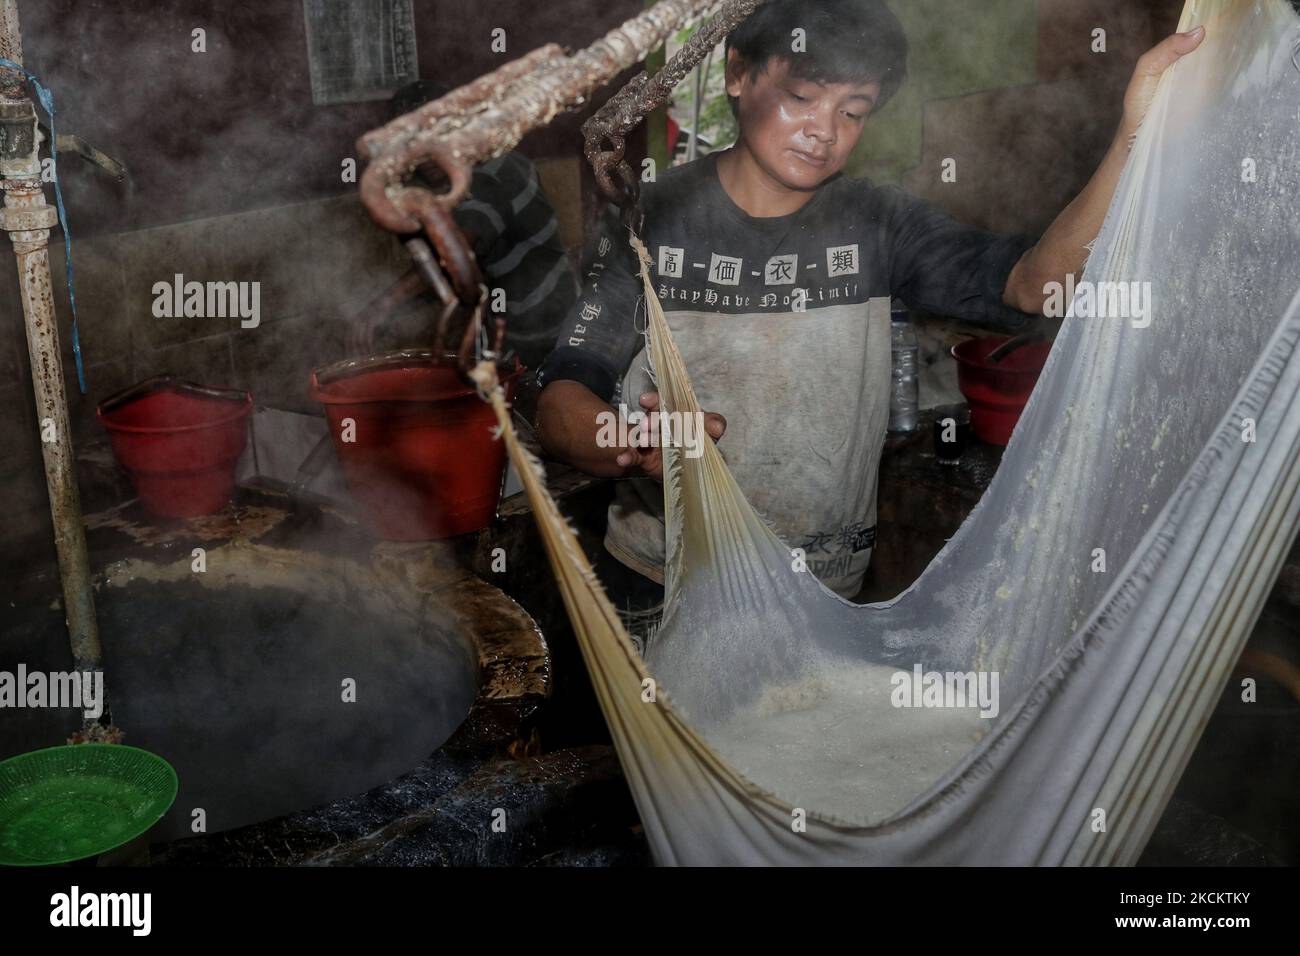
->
[582, 0, 763, 232]
[391, 186, 482, 304]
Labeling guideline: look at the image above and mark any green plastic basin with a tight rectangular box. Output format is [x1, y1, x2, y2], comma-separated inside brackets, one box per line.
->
[0, 744, 178, 866]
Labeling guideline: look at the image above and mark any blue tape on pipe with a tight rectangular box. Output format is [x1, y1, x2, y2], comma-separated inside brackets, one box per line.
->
[0, 57, 87, 393]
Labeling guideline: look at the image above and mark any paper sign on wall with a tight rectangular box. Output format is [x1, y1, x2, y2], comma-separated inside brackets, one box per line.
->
[303, 0, 419, 106]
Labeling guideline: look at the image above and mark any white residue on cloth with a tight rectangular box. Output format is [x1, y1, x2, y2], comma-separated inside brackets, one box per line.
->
[704, 663, 988, 824]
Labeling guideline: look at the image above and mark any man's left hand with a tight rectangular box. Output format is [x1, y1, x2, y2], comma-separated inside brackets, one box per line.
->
[1122, 26, 1206, 137]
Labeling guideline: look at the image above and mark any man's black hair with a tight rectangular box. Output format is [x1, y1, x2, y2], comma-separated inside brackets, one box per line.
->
[724, 0, 909, 118]
[391, 79, 453, 120]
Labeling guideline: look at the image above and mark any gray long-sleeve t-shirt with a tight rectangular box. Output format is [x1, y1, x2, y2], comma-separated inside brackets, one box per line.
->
[537, 150, 1038, 596]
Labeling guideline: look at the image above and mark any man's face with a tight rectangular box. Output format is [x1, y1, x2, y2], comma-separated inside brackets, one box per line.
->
[725, 50, 882, 192]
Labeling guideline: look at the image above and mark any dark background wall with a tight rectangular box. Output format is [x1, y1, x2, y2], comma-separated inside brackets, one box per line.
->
[19, 0, 643, 234]
[2, 0, 646, 554]
[901, 0, 1186, 234]
[0, 0, 1204, 558]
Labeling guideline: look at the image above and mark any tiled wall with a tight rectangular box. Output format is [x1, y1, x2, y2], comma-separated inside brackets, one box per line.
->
[67, 195, 401, 421]
[2, 157, 582, 552]
[1, 192, 402, 546]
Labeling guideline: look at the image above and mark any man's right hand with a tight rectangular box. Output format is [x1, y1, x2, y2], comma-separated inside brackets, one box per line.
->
[536, 381, 726, 484]
[614, 391, 727, 482]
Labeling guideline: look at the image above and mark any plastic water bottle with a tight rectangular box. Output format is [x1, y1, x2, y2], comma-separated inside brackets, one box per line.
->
[889, 305, 919, 432]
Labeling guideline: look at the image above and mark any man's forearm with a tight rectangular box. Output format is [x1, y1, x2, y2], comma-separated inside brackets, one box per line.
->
[535, 380, 628, 478]
[1006, 26, 1206, 315]
[1004, 127, 1134, 314]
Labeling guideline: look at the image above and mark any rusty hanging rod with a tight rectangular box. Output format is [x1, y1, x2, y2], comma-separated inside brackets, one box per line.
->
[356, 0, 730, 233]
[353, 0, 767, 376]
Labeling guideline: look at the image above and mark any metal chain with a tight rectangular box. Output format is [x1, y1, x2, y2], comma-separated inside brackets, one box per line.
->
[583, 0, 763, 234]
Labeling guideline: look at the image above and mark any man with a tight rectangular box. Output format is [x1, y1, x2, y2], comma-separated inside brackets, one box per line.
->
[349, 80, 579, 371]
[533, 0, 1204, 641]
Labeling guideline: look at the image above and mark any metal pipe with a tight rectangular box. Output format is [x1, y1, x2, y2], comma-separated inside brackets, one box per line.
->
[0, 1, 105, 691]
[0, 0, 22, 97]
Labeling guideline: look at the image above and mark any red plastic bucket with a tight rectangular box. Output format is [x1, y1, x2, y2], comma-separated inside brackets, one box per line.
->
[309, 352, 522, 540]
[952, 336, 1052, 446]
[97, 377, 252, 517]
